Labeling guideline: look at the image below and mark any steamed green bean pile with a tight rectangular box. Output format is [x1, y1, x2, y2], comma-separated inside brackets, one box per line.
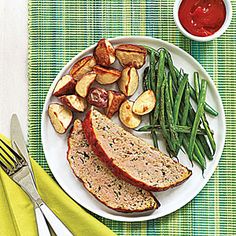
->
[139, 46, 218, 170]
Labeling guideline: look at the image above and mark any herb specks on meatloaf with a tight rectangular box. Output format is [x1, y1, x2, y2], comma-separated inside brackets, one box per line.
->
[83, 109, 192, 191]
[67, 119, 160, 212]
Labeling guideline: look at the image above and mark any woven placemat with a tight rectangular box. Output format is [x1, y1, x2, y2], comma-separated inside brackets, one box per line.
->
[28, 1, 236, 235]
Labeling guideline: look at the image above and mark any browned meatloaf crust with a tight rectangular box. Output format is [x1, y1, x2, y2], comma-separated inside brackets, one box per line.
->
[67, 119, 160, 212]
[82, 109, 192, 192]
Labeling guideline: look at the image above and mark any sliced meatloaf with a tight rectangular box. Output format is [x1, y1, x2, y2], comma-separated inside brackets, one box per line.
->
[82, 109, 192, 192]
[67, 119, 160, 212]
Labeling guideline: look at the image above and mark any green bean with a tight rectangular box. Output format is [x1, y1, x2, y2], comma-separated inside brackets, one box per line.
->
[188, 107, 214, 160]
[182, 136, 205, 170]
[180, 68, 185, 76]
[190, 85, 218, 116]
[142, 58, 158, 147]
[149, 111, 159, 148]
[153, 49, 166, 122]
[174, 68, 218, 116]
[179, 84, 190, 147]
[160, 78, 176, 154]
[194, 72, 200, 101]
[189, 80, 207, 160]
[194, 73, 216, 155]
[201, 114, 216, 155]
[146, 50, 159, 148]
[173, 74, 188, 125]
[168, 72, 174, 107]
[149, 104, 159, 148]
[150, 50, 156, 92]
[165, 77, 179, 152]
[181, 84, 190, 126]
[166, 51, 178, 86]
[194, 143, 206, 170]
[136, 124, 210, 135]
[143, 45, 159, 57]
[185, 111, 212, 164]
[195, 138, 206, 159]
[197, 135, 213, 160]
[160, 78, 168, 135]
[193, 153, 205, 171]
[192, 154, 203, 170]
[150, 115, 159, 148]
[143, 67, 150, 91]
[152, 130, 159, 148]
[142, 63, 158, 147]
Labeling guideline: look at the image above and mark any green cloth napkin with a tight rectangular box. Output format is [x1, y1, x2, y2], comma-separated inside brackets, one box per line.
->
[0, 134, 116, 236]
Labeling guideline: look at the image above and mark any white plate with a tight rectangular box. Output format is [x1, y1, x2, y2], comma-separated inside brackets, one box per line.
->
[41, 36, 226, 222]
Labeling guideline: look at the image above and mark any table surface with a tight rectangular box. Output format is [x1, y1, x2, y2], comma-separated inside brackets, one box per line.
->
[0, 0, 28, 138]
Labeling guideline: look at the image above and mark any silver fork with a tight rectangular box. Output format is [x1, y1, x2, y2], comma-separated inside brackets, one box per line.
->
[0, 138, 73, 236]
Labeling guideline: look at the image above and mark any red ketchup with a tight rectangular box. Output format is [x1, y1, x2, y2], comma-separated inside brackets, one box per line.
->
[178, 0, 226, 37]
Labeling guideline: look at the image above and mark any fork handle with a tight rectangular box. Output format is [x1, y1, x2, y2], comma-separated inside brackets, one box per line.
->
[35, 207, 51, 236]
[39, 202, 73, 236]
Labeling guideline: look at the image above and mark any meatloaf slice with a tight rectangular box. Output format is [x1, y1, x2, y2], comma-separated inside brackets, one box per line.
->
[83, 109, 192, 191]
[67, 119, 160, 212]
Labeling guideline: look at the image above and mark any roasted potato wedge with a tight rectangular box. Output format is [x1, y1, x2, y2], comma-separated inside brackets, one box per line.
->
[115, 44, 147, 69]
[93, 65, 121, 84]
[59, 94, 87, 112]
[94, 39, 115, 66]
[87, 87, 108, 108]
[118, 67, 139, 96]
[70, 56, 96, 80]
[53, 75, 76, 97]
[75, 72, 97, 98]
[132, 90, 156, 115]
[105, 90, 126, 118]
[119, 100, 141, 129]
[48, 103, 73, 134]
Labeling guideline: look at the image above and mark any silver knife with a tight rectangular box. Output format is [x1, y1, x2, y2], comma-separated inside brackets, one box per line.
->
[10, 114, 73, 236]
[10, 114, 35, 182]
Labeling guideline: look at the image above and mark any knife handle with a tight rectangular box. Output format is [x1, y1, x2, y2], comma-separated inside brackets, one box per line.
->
[35, 206, 51, 236]
[39, 202, 73, 236]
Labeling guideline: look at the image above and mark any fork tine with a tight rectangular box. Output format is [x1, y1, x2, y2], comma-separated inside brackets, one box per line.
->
[0, 138, 23, 163]
[0, 153, 13, 174]
[0, 147, 15, 167]
[0, 146, 16, 164]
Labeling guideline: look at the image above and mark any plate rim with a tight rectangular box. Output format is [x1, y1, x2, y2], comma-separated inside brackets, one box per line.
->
[41, 36, 226, 222]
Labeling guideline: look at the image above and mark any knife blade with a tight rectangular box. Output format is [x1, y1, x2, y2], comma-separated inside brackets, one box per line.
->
[10, 114, 35, 181]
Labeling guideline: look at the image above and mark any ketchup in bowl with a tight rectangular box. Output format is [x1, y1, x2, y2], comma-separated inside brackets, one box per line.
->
[178, 0, 226, 37]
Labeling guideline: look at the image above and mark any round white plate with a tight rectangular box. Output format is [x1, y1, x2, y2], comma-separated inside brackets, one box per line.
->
[41, 36, 226, 222]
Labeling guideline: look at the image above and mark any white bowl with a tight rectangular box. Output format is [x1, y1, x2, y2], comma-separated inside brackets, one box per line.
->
[173, 0, 232, 42]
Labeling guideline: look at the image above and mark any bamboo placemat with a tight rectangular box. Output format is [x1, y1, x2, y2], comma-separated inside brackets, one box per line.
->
[28, 1, 236, 235]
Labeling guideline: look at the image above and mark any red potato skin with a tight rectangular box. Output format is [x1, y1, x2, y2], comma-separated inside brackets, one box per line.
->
[94, 39, 115, 66]
[53, 79, 76, 97]
[115, 44, 147, 69]
[67, 122, 160, 212]
[48, 103, 73, 134]
[59, 96, 77, 112]
[105, 90, 126, 118]
[69, 56, 96, 80]
[82, 110, 192, 192]
[87, 87, 108, 108]
[59, 95, 86, 112]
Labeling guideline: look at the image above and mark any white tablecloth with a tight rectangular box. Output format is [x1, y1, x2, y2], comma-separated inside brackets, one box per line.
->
[0, 0, 28, 138]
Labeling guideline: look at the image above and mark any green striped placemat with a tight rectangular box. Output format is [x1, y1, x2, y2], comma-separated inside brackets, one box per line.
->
[28, 1, 236, 235]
